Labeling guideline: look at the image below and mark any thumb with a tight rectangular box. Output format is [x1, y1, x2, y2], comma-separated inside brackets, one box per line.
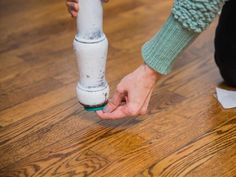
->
[103, 90, 125, 113]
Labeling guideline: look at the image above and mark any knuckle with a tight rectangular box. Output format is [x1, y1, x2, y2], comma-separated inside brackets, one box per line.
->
[128, 105, 140, 116]
[66, 2, 70, 7]
[116, 84, 124, 93]
[140, 108, 147, 115]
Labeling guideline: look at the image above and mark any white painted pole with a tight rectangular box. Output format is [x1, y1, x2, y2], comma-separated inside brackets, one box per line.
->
[73, 0, 109, 111]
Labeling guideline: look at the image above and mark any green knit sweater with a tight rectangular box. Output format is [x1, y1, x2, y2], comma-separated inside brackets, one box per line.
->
[142, 0, 225, 75]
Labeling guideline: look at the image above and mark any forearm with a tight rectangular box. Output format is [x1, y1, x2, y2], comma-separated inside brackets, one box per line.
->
[142, 0, 225, 75]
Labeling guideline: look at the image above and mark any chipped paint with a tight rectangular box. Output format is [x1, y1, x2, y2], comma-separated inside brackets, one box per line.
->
[73, 0, 109, 107]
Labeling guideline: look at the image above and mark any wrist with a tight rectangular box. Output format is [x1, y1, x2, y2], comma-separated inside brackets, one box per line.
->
[143, 63, 162, 81]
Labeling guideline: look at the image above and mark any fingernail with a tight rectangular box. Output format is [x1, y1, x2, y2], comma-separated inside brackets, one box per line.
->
[103, 106, 110, 113]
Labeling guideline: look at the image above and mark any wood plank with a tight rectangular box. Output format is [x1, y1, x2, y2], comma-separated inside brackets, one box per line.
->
[0, 0, 235, 176]
[0, 83, 76, 127]
[137, 117, 236, 177]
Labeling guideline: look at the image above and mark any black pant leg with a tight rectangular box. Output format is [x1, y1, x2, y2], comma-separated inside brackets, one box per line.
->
[214, 0, 236, 87]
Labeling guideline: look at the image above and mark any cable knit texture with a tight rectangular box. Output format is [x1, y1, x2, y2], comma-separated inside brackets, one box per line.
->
[142, 0, 226, 74]
[142, 15, 197, 74]
[172, 0, 225, 32]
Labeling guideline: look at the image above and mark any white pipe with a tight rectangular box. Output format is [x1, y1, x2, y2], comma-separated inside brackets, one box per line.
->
[76, 0, 105, 43]
[73, 0, 109, 111]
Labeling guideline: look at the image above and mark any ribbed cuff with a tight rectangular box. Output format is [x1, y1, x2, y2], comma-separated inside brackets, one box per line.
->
[141, 15, 198, 75]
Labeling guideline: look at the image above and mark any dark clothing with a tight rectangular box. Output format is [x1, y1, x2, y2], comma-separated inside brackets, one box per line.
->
[215, 0, 236, 87]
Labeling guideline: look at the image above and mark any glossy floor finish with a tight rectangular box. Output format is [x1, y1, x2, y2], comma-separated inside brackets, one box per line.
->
[0, 0, 236, 177]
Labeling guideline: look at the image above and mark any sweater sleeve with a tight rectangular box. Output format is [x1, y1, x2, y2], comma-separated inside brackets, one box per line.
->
[142, 0, 225, 75]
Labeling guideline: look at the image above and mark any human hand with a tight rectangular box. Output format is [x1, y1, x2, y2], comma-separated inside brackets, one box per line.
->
[66, 0, 109, 18]
[96, 64, 162, 119]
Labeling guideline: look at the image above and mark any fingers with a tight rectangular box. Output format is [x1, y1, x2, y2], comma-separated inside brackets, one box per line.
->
[97, 88, 153, 119]
[124, 85, 151, 116]
[97, 91, 151, 119]
[97, 105, 128, 119]
[66, 0, 109, 18]
[103, 90, 126, 113]
[66, 0, 79, 17]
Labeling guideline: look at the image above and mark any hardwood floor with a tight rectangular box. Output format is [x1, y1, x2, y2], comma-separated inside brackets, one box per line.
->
[0, 0, 236, 176]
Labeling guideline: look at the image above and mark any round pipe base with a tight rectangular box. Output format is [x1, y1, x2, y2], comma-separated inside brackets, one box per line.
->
[82, 101, 107, 112]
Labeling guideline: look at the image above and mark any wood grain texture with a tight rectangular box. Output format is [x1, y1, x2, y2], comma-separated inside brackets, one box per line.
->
[137, 118, 236, 177]
[0, 0, 236, 177]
